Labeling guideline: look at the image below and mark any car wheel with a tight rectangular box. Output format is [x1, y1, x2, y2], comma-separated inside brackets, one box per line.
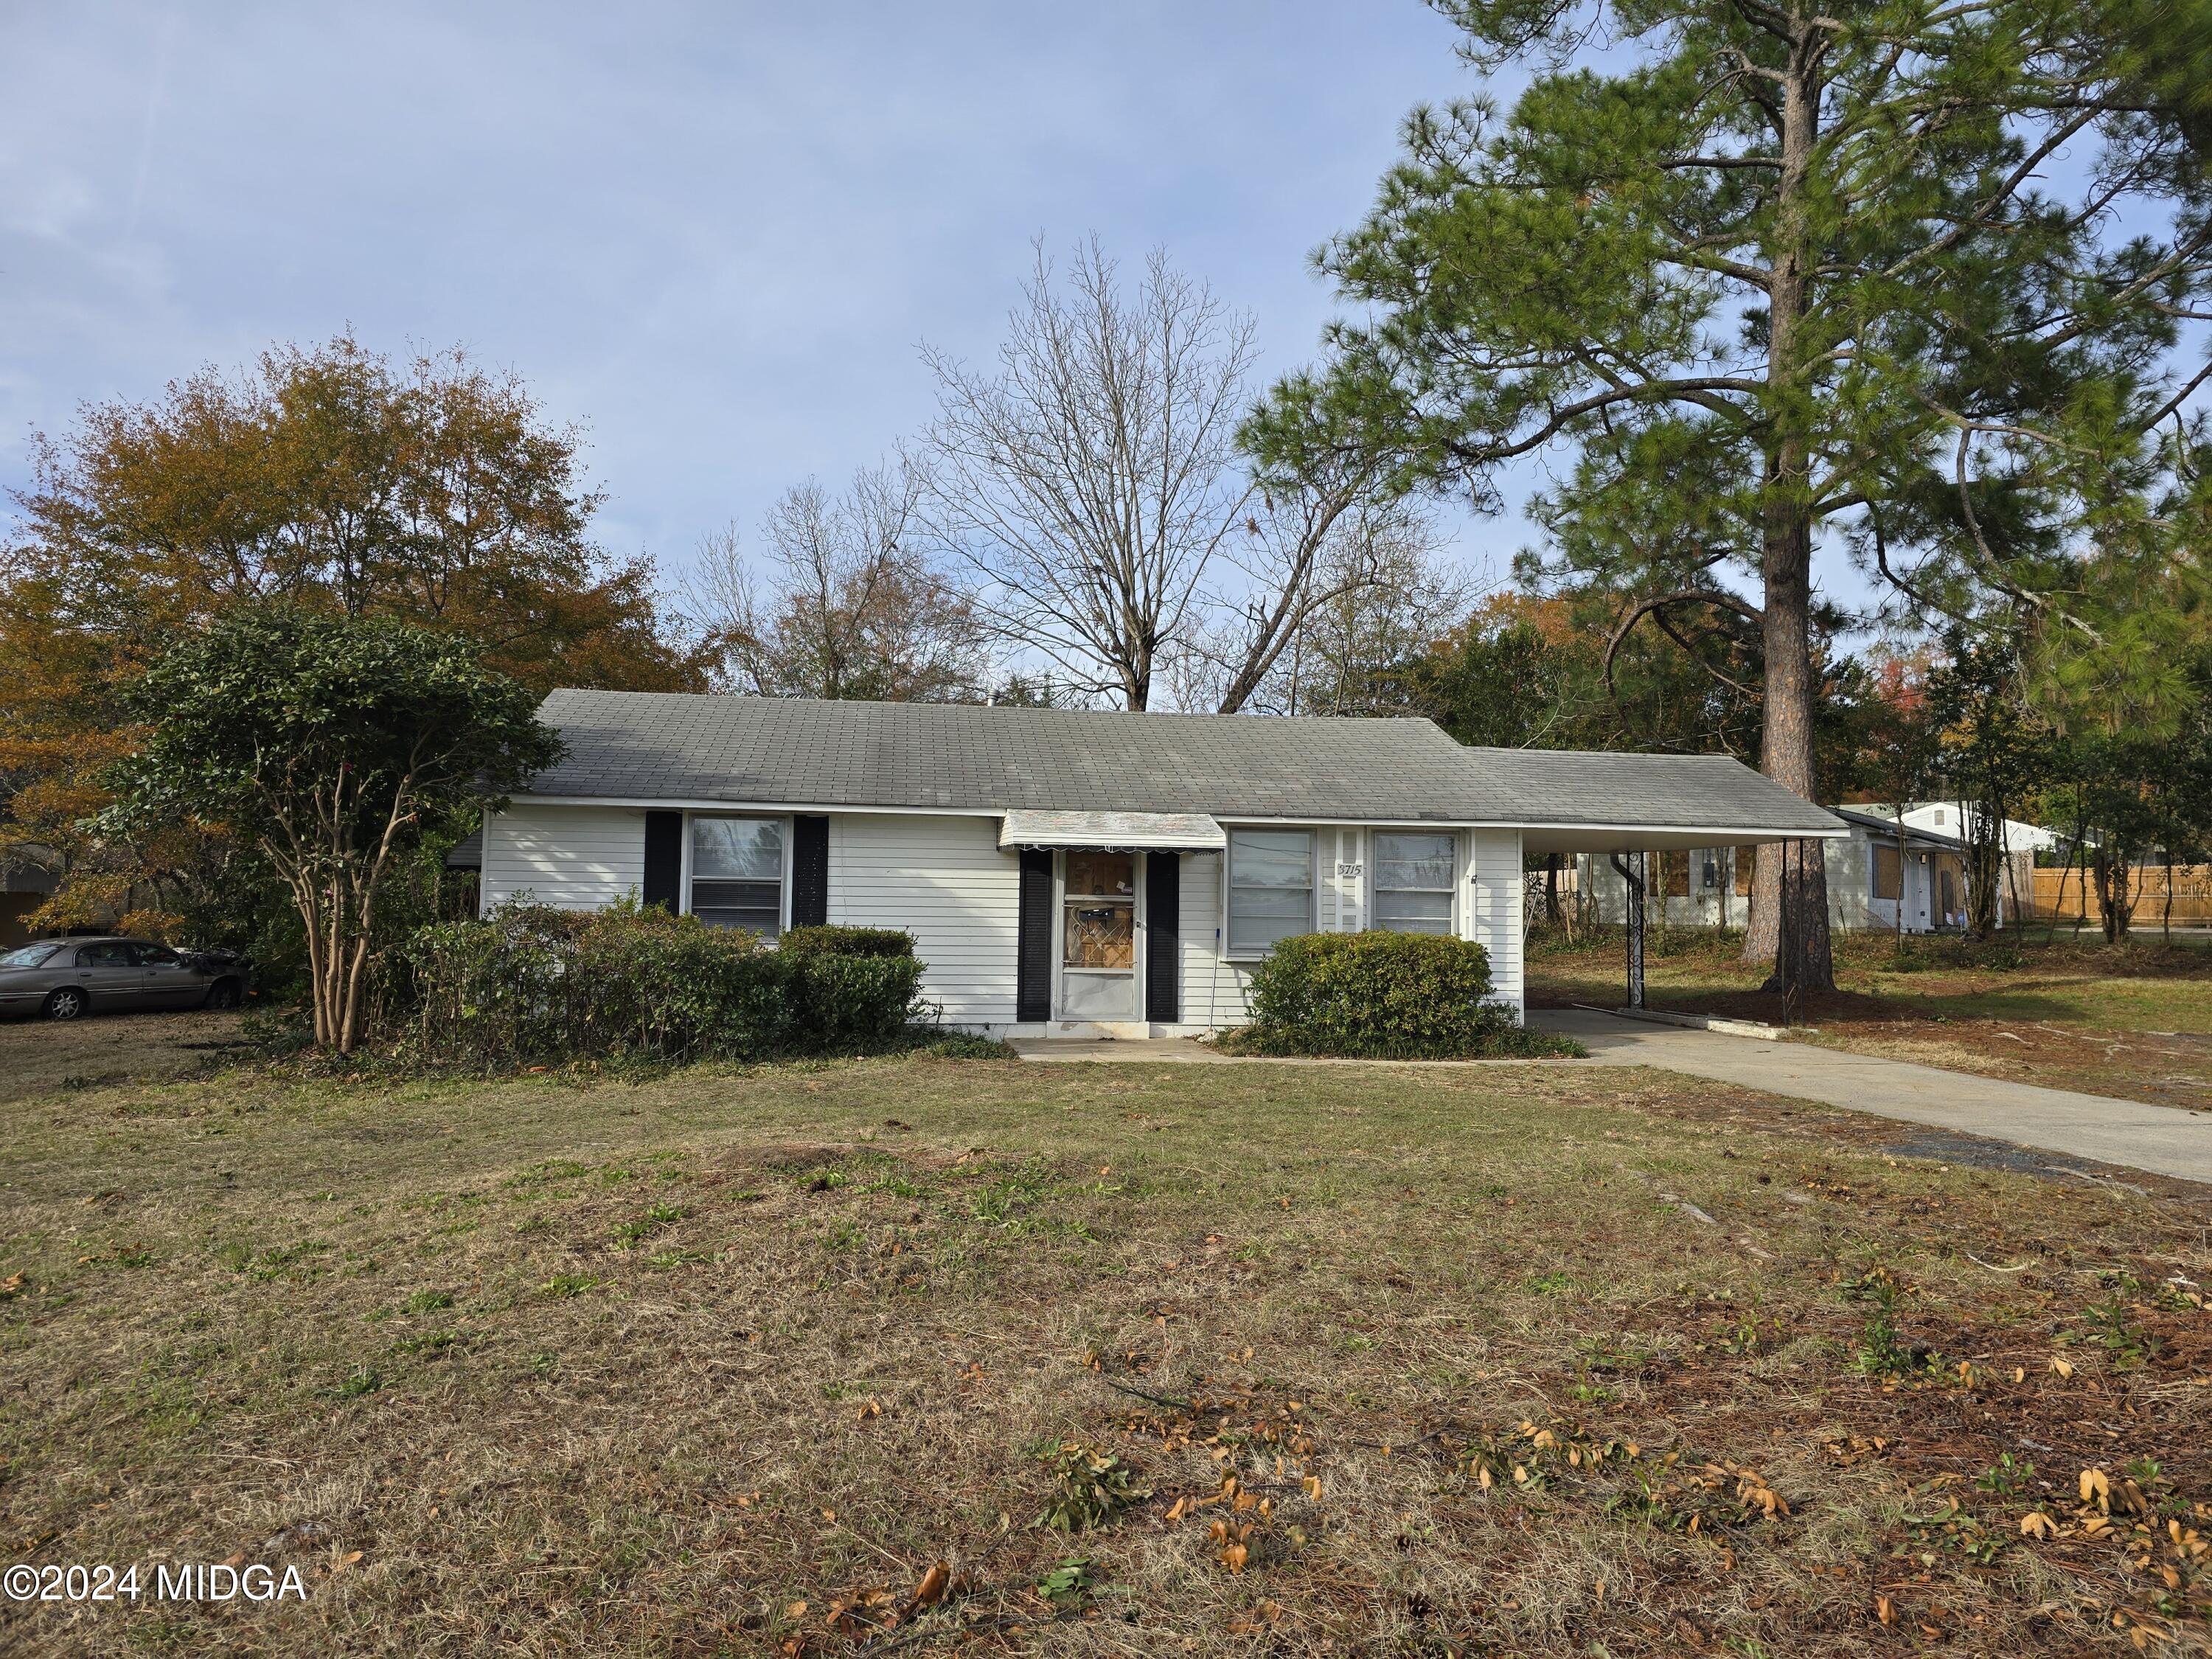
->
[206, 978, 244, 1011]
[44, 987, 89, 1022]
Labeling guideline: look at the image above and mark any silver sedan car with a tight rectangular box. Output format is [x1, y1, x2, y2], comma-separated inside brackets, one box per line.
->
[0, 937, 249, 1021]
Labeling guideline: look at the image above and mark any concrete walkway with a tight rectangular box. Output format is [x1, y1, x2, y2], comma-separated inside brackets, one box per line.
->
[1009, 1037, 1231, 1064]
[1531, 1008, 2212, 1186]
[1003, 1038, 1556, 1068]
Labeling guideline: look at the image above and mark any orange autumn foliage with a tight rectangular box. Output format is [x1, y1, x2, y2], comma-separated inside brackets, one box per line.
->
[0, 334, 706, 925]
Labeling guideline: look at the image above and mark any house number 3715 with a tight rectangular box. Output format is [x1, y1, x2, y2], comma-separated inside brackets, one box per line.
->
[1337, 863, 1363, 877]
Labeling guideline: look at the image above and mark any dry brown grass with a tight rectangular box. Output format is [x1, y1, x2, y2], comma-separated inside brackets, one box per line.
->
[1528, 931, 2212, 1110]
[1, 1037, 2208, 1657]
[0, 1009, 247, 1106]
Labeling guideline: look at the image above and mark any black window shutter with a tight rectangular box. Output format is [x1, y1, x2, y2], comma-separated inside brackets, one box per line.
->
[1146, 850, 1180, 1023]
[791, 815, 830, 928]
[1016, 849, 1053, 1023]
[643, 811, 684, 911]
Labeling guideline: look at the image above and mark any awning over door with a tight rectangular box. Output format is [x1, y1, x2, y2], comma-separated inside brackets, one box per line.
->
[998, 810, 1227, 851]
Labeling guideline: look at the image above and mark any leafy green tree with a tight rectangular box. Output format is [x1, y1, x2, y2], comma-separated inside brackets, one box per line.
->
[109, 611, 562, 1054]
[1248, 0, 2212, 990]
[2045, 645, 2212, 939]
[1924, 629, 2053, 936]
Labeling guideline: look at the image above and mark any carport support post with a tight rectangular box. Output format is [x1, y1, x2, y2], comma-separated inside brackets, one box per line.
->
[1775, 839, 1797, 1027]
[1610, 852, 1646, 1009]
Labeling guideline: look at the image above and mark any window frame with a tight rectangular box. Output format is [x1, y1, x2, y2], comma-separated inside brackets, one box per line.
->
[1368, 830, 1459, 937]
[681, 812, 793, 940]
[1223, 827, 1318, 959]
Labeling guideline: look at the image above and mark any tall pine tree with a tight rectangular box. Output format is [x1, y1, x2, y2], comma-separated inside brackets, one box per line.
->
[1248, 0, 2212, 987]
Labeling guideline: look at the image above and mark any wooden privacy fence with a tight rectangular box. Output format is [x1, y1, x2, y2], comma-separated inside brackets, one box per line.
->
[2025, 864, 2212, 924]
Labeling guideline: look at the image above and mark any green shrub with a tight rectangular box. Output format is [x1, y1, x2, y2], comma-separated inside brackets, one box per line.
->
[390, 902, 925, 1068]
[778, 925, 917, 959]
[1237, 931, 1581, 1059]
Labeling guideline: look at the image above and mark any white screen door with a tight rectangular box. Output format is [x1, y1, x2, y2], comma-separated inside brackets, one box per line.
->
[1058, 850, 1138, 1019]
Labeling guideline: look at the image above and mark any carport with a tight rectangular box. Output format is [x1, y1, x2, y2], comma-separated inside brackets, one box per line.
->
[1518, 800, 1848, 1018]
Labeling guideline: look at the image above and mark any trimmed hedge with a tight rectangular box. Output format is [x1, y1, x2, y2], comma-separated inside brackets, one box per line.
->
[778, 925, 917, 959]
[392, 902, 925, 1067]
[1235, 931, 1582, 1059]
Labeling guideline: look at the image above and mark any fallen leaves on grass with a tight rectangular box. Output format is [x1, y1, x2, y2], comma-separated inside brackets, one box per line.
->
[911, 1560, 949, 1610]
[1034, 1441, 1150, 1533]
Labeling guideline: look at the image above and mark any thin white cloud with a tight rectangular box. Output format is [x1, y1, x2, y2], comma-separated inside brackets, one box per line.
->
[1, 1, 1514, 577]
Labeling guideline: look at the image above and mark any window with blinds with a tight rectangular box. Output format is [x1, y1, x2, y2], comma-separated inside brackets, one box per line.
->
[1372, 832, 1455, 934]
[689, 816, 786, 939]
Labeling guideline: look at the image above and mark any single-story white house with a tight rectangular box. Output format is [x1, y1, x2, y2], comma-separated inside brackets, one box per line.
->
[479, 692, 1843, 1037]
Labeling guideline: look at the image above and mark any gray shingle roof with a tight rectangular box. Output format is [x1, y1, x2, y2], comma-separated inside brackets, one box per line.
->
[523, 692, 1841, 835]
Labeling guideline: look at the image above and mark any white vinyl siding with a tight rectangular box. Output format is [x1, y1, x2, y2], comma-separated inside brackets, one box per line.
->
[827, 813, 1020, 1027]
[1323, 828, 1364, 932]
[1464, 828, 1524, 1018]
[480, 804, 646, 911]
[1178, 849, 1256, 1027]
[478, 804, 1527, 1031]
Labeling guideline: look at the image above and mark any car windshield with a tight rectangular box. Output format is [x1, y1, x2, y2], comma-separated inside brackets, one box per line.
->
[0, 944, 60, 968]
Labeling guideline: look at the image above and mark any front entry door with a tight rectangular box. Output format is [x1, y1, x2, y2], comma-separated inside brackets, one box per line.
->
[1059, 850, 1139, 1020]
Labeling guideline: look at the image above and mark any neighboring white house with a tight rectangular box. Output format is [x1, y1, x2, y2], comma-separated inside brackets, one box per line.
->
[481, 692, 1843, 1037]
[1573, 804, 2028, 935]
[1854, 801, 2067, 857]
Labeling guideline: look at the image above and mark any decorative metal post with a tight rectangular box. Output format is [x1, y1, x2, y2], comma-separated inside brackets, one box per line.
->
[1610, 851, 1646, 1009]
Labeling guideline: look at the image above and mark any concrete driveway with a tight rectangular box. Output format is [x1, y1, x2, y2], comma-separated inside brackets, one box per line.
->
[1531, 1008, 2212, 1186]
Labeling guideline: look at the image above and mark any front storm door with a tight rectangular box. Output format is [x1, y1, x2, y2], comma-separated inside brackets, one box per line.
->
[1059, 850, 1138, 1020]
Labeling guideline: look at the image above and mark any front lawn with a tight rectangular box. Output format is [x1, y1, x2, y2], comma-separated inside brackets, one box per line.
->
[1528, 928, 2212, 1110]
[1, 1040, 2207, 1655]
[0, 1009, 250, 1107]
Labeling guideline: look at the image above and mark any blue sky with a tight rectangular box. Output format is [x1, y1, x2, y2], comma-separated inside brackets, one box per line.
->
[1, 2, 1521, 597]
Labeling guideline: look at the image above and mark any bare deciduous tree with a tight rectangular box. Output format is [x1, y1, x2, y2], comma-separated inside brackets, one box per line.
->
[684, 463, 984, 703]
[1239, 503, 1475, 717]
[1186, 458, 1401, 714]
[917, 240, 1265, 711]
[918, 237, 1402, 712]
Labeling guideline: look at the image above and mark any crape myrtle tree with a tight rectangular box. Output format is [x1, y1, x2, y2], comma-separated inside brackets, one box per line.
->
[1245, 0, 2212, 990]
[110, 611, 562, 1055]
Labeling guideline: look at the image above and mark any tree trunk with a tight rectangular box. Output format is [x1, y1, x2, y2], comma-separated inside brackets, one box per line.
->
[1896, 826, 1907, 946]
[2093, 844, 2132, 944]
[1741, 18, 1835, 994]
[1966, 801, 2002, 939]
[1544, 854, 1561, 926]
